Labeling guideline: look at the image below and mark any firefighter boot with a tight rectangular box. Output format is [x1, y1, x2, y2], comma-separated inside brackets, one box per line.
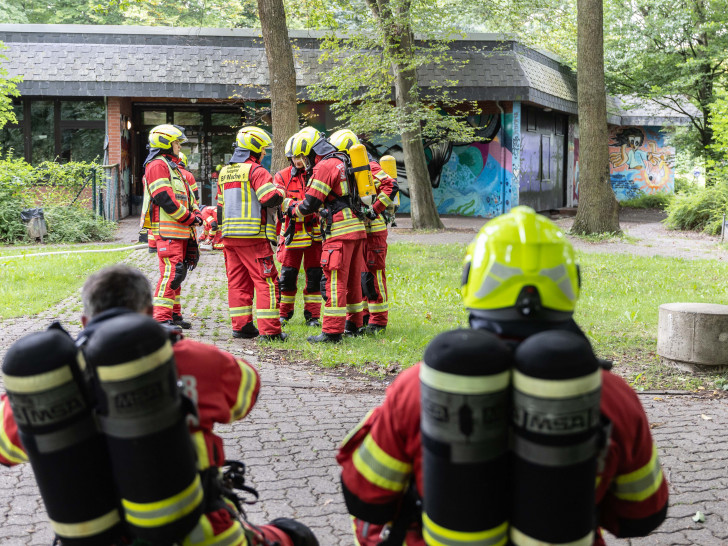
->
[344, 320, 364, 337]
[270, 518, 319, 546]
[233, 322, 259, 339]
[259, 333, 289, 343]
[307, 332, 342, 343]
[172, 313, 192, 330]
[364, 324, 386, 335]
[304, 310, 320, 328]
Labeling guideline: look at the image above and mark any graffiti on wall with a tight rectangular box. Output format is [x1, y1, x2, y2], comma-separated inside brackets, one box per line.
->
[362, 113, 513, 218]
[608, 126, 674, 200]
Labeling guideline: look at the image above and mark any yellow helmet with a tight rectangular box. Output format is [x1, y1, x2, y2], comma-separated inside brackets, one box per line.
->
[148, 124, 187, 150]
[235, 126, 273, 153]
[290, 127, 323, 157]
[284, 135, 296, 158]
[178, 151, 187, 167]
[461, 206, 580, 321]
[329, 129, 359, 151]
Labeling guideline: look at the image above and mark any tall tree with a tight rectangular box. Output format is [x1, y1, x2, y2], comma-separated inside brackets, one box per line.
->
[571, 0, 620, 234]
[257, 0, 298, 174]
[604, 0, 728, 182]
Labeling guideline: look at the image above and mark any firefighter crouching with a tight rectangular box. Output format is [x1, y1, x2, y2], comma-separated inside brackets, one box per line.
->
[141, 124, 202, 331]
[336, 206, 668, 545]
[0, 265, 319, 546]
[217, 127, 287, 342]
[199, 205, 224, 250]
[274, 134, 323, 328]
[329, 129, 398, 336]
[286, 127, 368, 343]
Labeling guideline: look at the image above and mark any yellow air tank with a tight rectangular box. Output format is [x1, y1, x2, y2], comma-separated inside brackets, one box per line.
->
[380, 155, 400, 209]
[349, 143, 376, 206]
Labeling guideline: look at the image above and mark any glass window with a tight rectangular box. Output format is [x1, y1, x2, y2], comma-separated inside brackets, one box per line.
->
[31, 100, 55, 163]
[61, 128, 105, 163]
[211, 112, 242, 127]
[174, 111, 201, 126]
[0, 126, 23, 157]
[61, 100, 104, 121]
[143, 111, 166, 126]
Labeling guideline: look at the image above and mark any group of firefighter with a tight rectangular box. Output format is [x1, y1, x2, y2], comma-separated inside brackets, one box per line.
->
[141, 123, 398, 343]
[0, 122, 670, 546]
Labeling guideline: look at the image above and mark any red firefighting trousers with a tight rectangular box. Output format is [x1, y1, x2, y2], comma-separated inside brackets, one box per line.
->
[223, 240, 282, 335]
[362, 231, 389, 327]
[153, 238, 188, 323]
[278, 243, 323, 321]
[322, 238, 365, 334]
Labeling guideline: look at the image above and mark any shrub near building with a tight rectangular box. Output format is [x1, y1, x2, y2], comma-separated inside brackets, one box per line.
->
[0, 152, 116, 244]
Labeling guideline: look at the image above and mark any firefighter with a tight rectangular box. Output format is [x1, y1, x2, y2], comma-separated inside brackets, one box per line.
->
[274, 134, 323, 328]
[328, 129, 398, 335]
[287, 127, 367, 343]
[141, 124, 202, 330]
[0, 265, 319, 546]
[199, 205, 224, 250]
[336, 206, 669, 545]
[217, 126, 287, 342]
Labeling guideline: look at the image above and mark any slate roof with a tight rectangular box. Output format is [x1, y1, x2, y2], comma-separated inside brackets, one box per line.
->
[0, 24, 580, 113]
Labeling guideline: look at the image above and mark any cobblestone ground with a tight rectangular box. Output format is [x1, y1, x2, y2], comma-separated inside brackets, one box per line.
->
[0, 218, 727, 545]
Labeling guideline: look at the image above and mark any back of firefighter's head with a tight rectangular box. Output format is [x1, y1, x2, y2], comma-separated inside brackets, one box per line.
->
[291, 127, 324, 170]
[81, 265, 152, 321]
[148, 124, 187, 153]
[329, 129, 359, 152]
[461, 206, 580, 325]
[236, 126, 272, 160]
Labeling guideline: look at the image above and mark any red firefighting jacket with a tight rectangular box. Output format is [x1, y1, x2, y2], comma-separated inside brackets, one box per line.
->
[218, 158, 283, 248]
[274, 166, 322, 249]
[143, 154, 200, 240]
[366, 161, 398, 235]
[292, 155, 366, 241]
[337, 363, 669, 546]
[180, 165, 199, 196]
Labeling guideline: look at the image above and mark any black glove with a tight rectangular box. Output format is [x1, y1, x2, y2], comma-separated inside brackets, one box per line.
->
[365, 206, 378, 220]
[210, 220, 218, 231]
[184, 237, 200, 271]
[193, 212, 203, 226]
[286, 204, 296, 218]
[283, 221, 296, 246]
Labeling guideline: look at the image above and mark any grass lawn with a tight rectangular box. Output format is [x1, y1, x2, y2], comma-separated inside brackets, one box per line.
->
[276, 243, 728, 392]
[0, 243, 136, 318]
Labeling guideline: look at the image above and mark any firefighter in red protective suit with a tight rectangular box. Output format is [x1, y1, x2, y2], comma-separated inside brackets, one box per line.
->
[274, 134, 323, 328]
[141, 125, 202, 330]
[336, 206, 669, 546]
[218, 126, 286, 342]
[199, 205, 224, 250]
[0, 265, 318, 546]
[329, 130, 398, 336]
[287, 127, 367, 343]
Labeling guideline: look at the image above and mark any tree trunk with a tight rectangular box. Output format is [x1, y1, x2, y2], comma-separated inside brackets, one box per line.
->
[572, 0, 620, 235]
[257, 0, 298, 174]
[390, 31, 443, 230]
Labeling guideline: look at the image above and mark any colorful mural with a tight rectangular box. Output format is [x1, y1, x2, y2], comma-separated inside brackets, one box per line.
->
[363, 112, 514, 218]
[608, 126, 674, 200]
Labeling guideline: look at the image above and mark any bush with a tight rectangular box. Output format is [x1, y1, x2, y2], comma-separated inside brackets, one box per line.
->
[674, 174, 701, 195]
[0, 150, 34, 243]
[665, 184, 728, 235]
[44, 205, 116, 243]
[620, 192, 673, 210]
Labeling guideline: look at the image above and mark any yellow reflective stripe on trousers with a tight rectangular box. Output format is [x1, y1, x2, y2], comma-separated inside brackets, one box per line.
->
[328, 270, 339, 306]
[613, 444, 664, 501]
[184, 516, 246, 546]
[423, 514, 508, 546]
[510, 527, 592, 546]
[281, 294, 296, 304]
[368, 302, 389, 313]
[324, 306, 347, 318]
[230, 359, 258, 422]
[257, 308, 279, 319]
[230, 306, 253, 318]
[3, 366, 73, 394]
[346, 301, 364, 313]
[304, 294, 320, 303]
[352, 434, 412, 492]
[96, 341, 173, 382]
[50, 508, 121, 538]
[154, 297, 175, 309]
[123, 474, 203, 528]
[0, 399, 28, 464]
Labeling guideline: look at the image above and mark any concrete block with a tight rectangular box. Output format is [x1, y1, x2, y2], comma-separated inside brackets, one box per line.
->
[657, 303, 728, 372]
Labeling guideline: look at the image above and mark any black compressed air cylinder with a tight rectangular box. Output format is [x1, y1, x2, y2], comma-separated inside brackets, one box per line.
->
[420, 328, 513, 545]
[2, 328, 123, 545]
[510, 330, 602, 546]
[84, 314, 202, 543]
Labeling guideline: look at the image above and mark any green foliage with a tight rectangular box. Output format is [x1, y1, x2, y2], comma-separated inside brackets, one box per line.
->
[0, 150, 34, 242]
[44, 206, 116, 243]
[0, 43, 21, 130]
[665, 184, 728, 234]
[620, 192, 673, 210]
[708, 87, 728, 184]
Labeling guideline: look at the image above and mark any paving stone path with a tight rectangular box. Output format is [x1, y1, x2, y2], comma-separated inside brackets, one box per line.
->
[0, 215, 727, 545]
